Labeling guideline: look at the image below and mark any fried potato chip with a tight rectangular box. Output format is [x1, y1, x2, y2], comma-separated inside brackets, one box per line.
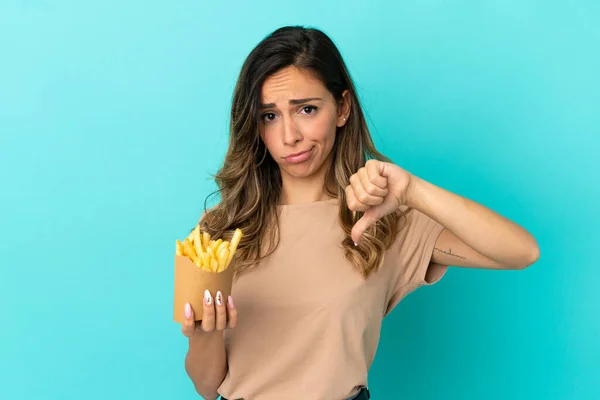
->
[217, 247, 229, 272]
[227, 228, 243, 266]
[202, 232, 210, 249]
[192, 225, 203, 255]
[181, 239, 198, 264]
[175, 240, 184, 256]
[177, 226, 243, 273]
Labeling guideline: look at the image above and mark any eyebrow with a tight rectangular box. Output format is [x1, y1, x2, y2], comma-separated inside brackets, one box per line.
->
[260, 97, 323, 109]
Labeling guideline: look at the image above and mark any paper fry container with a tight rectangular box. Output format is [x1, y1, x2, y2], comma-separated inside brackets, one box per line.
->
[173, 255, 235, 323]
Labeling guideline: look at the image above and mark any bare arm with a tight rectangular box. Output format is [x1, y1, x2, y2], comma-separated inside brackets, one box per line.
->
[185, 330, 227, 400]
[182, 292, 237, 399]
[407, 176, 540, 269]
[346, 160, 539, 270]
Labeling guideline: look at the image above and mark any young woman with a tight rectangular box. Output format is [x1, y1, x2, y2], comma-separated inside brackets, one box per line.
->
[180, 26, 539, 400]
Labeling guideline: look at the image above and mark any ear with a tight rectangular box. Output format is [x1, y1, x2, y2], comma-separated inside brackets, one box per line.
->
[336, 90, 351, 127]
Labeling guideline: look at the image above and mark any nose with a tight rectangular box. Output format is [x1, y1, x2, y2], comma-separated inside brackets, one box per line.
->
[282, 116, 302, 146]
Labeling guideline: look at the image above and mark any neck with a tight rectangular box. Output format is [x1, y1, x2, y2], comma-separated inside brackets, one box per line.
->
[279, 161, 333, 205]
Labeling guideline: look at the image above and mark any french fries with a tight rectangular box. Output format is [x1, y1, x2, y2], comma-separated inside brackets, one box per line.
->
[176, 227, 243, 273]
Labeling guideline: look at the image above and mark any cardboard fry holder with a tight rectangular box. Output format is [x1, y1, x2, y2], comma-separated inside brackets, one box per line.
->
[173, 255, 235, 323]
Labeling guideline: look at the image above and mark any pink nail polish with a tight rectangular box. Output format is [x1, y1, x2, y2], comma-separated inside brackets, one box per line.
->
[184, 303, 192, 318]
[204, 289, 212, 305]
[216, 291, 223, 306]
[228, 296, 234, 308]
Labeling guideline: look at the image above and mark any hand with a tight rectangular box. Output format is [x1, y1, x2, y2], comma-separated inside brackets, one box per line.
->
[181, 290, 238, 338]
[345, 160, 414, 244]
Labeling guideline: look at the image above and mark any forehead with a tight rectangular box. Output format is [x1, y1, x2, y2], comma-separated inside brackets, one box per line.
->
[261, 66, 329, 103]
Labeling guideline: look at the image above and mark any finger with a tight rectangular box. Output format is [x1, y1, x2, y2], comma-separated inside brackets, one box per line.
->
[345, 185, 369, 212]
[349, 173, 384, 206]
[359, 167, 388, 197]
[181, 302, 196, 337]
[365, 160, 388, 189]
[214, 291, 227, 331]
[227, 296, 238, 329]
[351, 208, 382, 244]
[351, 174, 384, 206]
[201, 290, 215, 332]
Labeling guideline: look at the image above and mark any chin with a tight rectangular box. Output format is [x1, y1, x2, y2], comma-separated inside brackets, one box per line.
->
[283, 166, 316, 179]
[284, 160, 330, 179]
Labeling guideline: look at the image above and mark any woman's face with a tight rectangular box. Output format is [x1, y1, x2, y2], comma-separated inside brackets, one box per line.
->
[259, 66, 349, 180]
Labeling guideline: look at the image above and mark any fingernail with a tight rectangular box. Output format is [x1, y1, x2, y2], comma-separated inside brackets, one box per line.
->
[184, 303, 192, 318]
[216, 291, 223, 306]
[204, 289, 212, 305]
[354, 242, 358, 246]
[228, 295, 234, 308]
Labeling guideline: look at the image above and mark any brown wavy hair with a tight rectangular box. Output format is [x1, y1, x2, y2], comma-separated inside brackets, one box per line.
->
[199, 26, 404, 279]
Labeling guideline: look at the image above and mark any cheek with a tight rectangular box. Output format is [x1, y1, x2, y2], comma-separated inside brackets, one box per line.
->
[305, 113, 337, 143]
[260, 130, 279, 157]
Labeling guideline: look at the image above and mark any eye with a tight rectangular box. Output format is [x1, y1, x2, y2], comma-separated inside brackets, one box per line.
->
[261, 112, 277, 123]
[300, 105, 318, 115]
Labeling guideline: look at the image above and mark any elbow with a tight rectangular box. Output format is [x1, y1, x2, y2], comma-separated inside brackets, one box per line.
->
[185, 359, 223, 400]
[514, 241, 540, 270]
[195, 388, 220, 400]
[529, 243, 541, 265]
[189, 376, 221, 400]
[192, 379, 220, 400]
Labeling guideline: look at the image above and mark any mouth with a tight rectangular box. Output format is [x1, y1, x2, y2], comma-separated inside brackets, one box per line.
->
[283, 147, 314, 164]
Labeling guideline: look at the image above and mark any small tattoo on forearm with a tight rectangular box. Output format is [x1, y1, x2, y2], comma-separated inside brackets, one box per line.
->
[434, 247, 466, 259]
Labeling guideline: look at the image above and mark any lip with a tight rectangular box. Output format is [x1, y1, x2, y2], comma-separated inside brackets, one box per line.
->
[283, 147, 313, 164]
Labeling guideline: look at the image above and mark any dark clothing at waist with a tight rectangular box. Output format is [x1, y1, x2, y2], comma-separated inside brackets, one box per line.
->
[220, 386, 370, 400]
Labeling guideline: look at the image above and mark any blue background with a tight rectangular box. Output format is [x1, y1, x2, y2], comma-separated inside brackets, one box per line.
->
[1, 1, 599, 399]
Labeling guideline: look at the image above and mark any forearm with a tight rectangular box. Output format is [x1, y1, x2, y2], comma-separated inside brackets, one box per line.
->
[185, 331, 227, 399]
[406, 176, 539, 268]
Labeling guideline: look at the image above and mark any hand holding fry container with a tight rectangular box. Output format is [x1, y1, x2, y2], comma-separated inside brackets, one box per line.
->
[173, 226, 243, 323]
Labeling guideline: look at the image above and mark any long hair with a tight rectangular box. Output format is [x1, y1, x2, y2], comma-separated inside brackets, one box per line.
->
[200, 26, 403, 279]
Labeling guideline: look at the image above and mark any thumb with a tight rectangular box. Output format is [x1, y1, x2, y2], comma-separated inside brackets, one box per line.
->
[185, 302, 194, 320]
[351, 208, 380, 245]
[182, 303, 196, 337]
